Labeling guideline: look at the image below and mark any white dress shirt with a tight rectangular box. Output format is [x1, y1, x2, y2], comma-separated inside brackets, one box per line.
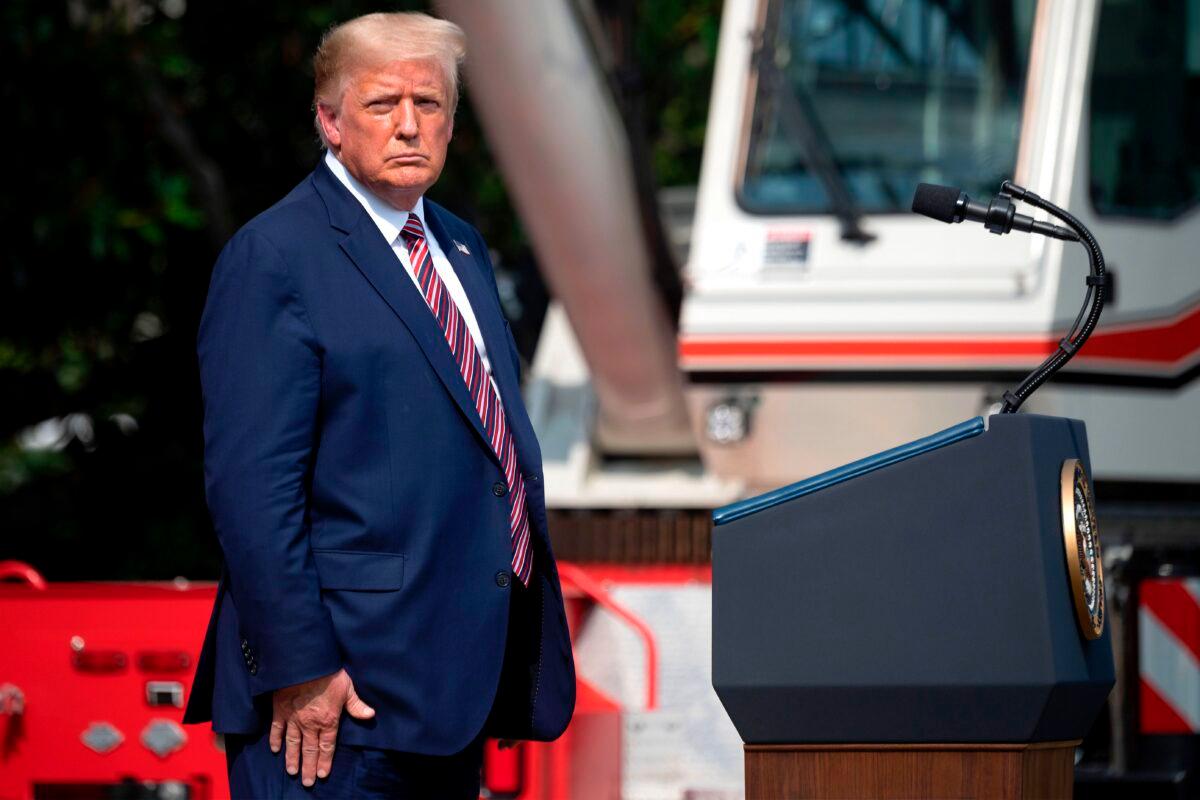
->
[324, 150, 495, 379]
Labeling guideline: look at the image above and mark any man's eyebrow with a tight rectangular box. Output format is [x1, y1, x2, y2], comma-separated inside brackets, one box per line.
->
[360, 84, 443, 98]
[360, 88, 398, 100]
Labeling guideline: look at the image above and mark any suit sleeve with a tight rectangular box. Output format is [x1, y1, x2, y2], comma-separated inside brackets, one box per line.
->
[197, 228, 341, 696]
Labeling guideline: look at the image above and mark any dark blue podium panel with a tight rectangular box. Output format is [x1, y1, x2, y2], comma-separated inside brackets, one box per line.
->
[711, 414, 1114, 744]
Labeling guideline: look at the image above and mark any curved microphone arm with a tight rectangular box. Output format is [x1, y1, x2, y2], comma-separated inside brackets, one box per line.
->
[996, 180, 1108, 413]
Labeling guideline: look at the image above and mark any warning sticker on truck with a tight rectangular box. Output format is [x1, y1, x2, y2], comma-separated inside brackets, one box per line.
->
[764, 230, 811, 268]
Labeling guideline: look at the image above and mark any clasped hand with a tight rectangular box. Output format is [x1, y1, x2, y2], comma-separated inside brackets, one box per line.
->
[271, 669, 521, 784]
[270, 668, 375, 786]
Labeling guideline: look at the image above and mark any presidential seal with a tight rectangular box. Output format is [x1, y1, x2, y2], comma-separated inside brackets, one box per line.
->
[1061, 459, 1104, 639]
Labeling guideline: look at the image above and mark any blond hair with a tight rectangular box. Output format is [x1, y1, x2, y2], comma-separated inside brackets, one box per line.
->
[312, 12, 467, 147]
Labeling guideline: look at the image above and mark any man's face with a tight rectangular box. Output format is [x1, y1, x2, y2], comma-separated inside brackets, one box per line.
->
[319, 58, 454, 210]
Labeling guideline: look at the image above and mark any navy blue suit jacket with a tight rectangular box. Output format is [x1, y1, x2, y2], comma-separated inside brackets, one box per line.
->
[182, 160, 575, 755]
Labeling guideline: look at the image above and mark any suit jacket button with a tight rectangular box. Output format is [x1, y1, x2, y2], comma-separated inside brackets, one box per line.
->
[241, 640, 250, 653]
[495, 571, 511, 588]
[248, 664, 258, 676]
[492, 481, 507, 497]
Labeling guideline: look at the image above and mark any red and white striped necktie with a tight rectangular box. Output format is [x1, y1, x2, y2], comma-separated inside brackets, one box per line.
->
[399, 213, 532, 586]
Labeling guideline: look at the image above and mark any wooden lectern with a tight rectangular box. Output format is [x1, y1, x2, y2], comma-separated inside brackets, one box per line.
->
[711, 414, 1114, 800]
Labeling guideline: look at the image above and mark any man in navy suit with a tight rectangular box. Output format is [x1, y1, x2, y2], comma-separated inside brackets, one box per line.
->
[182, 12, 575, 797]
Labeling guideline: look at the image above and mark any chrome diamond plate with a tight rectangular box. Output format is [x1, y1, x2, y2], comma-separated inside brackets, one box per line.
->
[80, 721, 124, 754]
[141, 718, 187, 758]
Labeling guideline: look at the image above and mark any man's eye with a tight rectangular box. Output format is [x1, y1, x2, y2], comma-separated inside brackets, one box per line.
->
[368, 101, 393, 111]
[417, 99, 440, 108]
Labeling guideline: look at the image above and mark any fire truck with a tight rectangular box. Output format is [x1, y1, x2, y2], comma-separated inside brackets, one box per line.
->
[0, 560, 647, 799]
[4, 0, 1200, 797]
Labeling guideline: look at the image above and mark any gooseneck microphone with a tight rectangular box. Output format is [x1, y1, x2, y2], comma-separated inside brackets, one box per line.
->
[912, 183, 1079, 241]
[911, 180, 1109, 413]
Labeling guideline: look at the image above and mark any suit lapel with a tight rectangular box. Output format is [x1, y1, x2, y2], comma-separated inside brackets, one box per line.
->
[313, 164, 498, 465]
[424, 204, 542, 475]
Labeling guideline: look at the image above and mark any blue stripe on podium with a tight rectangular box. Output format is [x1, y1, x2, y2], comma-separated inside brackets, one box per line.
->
[712, 416, 987, 526]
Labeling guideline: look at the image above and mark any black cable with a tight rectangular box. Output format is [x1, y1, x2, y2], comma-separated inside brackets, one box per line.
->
[996, 180, 1107, 412]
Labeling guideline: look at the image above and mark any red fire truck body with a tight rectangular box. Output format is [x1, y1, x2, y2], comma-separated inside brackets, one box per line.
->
[0, 576, 226, 800]
[0, 562, 657, 800]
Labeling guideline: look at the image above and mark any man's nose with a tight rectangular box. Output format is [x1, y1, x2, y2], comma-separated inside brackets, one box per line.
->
[393, 100, 419, 140]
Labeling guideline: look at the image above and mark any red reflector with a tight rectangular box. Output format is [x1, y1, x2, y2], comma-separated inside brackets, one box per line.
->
[137, 650, 192, 673]
[71, 650, 127, 673]
[482, 740, 523, 797]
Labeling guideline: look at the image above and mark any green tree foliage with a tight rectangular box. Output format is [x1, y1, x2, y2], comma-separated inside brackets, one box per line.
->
[634, 0, 723, 187]
[0, 0, 718, 580]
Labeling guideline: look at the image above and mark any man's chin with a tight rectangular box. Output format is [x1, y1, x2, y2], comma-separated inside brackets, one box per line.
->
[381, 168, 436, 189]
[367, 172, 437, 205]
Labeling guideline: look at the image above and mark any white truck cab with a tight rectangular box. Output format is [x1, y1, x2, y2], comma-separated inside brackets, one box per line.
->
[683, 0, 1200, 491]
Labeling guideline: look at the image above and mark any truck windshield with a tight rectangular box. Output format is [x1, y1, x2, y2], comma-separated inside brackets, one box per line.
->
[741, 0, 1036, 215]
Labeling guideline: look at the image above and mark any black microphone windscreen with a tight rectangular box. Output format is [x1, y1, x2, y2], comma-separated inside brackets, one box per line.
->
[911, 183, 962, 223]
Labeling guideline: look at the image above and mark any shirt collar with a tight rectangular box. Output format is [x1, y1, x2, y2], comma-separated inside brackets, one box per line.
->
[323, 150, 426, 244]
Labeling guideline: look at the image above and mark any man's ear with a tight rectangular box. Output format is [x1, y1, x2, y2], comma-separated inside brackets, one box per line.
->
[315, 102, 342, 150]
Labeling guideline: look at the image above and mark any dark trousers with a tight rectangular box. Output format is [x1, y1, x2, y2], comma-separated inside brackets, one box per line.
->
[225, 719, 486, 799]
